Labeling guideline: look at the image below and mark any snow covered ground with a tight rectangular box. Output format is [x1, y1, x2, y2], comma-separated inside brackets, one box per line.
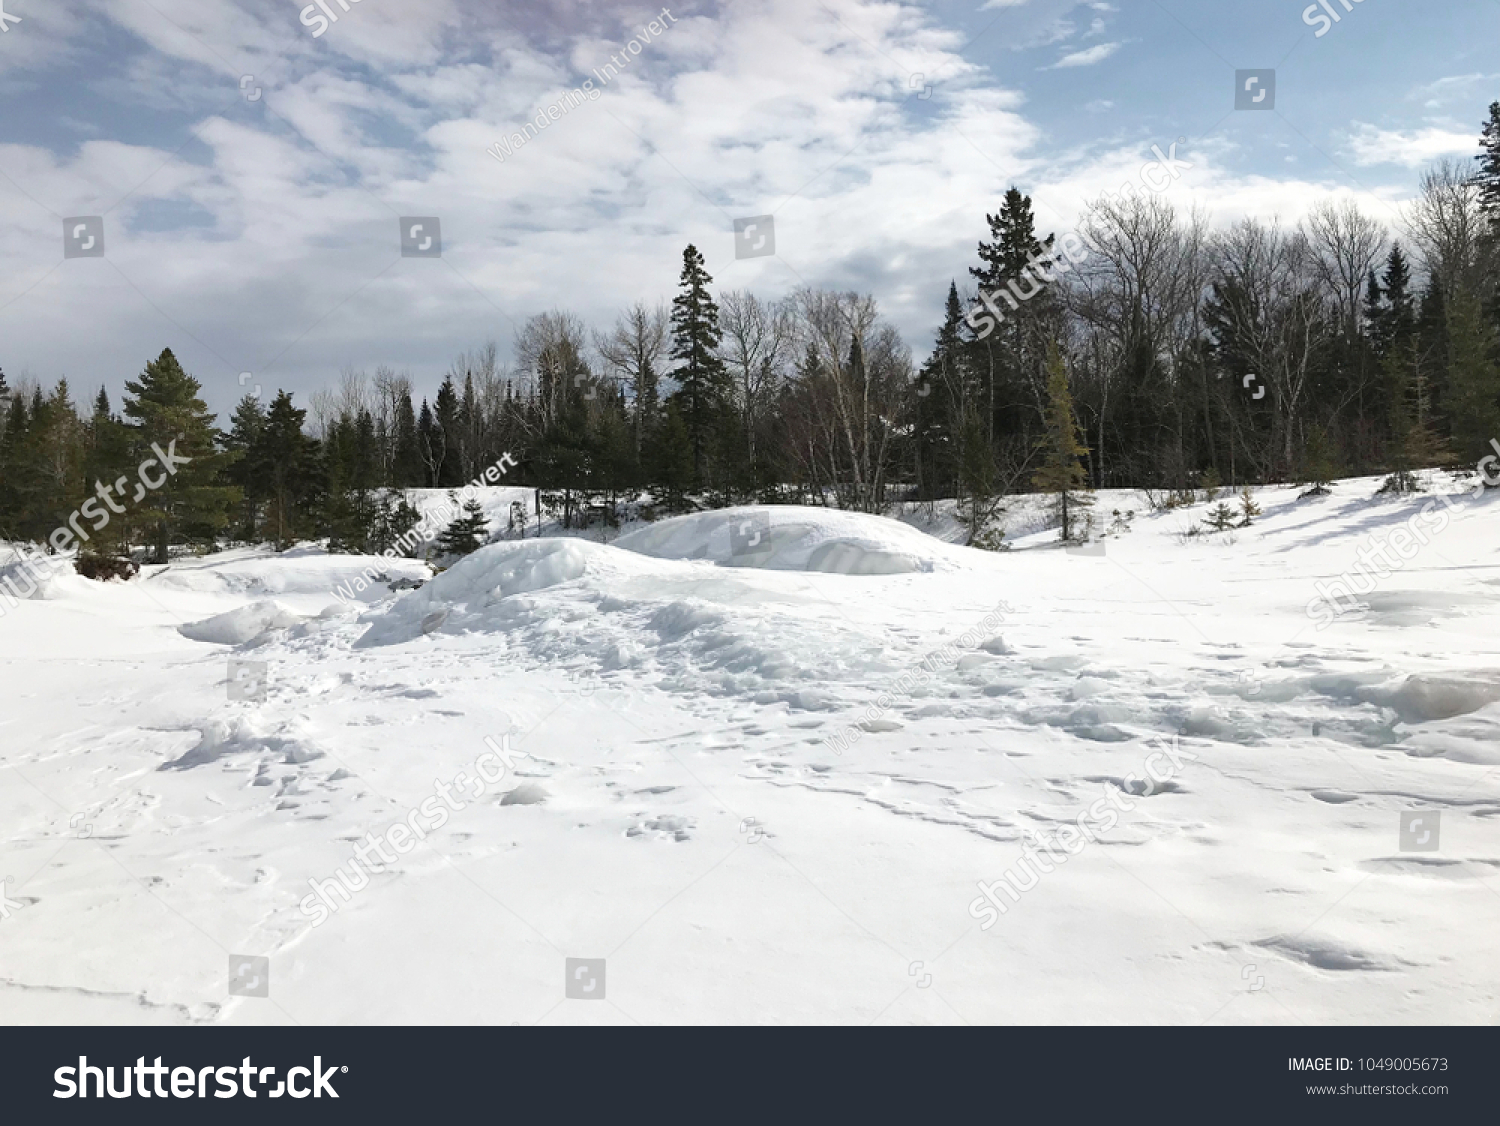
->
[2, 473, 1499, 1025]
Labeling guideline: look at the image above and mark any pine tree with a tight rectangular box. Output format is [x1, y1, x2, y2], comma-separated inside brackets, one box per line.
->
[436, 494, 488, 556]
[0, 387, 28, 537]
[223, 394, 266, 541]
[81, 388, 133, 557]
[969, 186, 1058, 449]
[650, 402, 696, 514]
[667, 244, 728, 487]
[1476, 100, 1500, 227]
[372, 492, 423, 555]
[1444, 286, 1500, 467]
[912, 282, 967, 504]
[417, 399, 440, 488]
[434, 376, 462, 487]
[120, 348, 238, 562]
[1369, 245, 1416, 357]
[1237, 487, 1261, 527]
[1380, 341, 1452, 493]
[1203, 502, 1238, 532]
[1031, 342, 1092, 542]
[247, 390, 320, 550]
[391, 390, 424, 488]
[1299, 424, 1338, 496]
[970, 187, 1057, 315]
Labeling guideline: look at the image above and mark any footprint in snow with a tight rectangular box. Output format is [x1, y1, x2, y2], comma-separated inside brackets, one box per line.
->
[626, 815, 695, 842]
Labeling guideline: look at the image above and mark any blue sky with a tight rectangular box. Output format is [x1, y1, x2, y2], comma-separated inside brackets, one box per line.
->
[0, 0, 1496, 415]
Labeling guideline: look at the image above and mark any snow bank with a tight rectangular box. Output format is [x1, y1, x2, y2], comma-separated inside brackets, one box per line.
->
[178, 600, 306, 645]
[614, 506, 969, 574]
[354, 539, 655, 648]
[0, 548, 93, 602]
[146, 545, 429, 601]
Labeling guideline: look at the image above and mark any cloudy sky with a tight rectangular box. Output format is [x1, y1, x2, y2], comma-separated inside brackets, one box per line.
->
[0, 0, 1496, 415]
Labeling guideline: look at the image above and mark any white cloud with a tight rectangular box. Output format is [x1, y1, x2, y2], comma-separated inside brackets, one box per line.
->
[1046, 41, 1120, 69]
[1345, 122, 1479, 168]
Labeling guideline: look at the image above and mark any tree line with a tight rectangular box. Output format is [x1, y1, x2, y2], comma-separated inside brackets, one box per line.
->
[2, 101, 1497, 559]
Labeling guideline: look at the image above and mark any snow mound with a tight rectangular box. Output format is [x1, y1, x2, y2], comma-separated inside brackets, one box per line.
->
[178, 600, 306, 645]
[355, 539, 652, 647]
[0, 549, 93, 601]
[147, 545, 429, 600]
[1377, 674, 1500, 724]
[614, 506, 967, 574]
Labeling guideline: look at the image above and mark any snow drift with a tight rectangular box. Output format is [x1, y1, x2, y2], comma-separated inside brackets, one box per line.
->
[613, 506, 970, 574]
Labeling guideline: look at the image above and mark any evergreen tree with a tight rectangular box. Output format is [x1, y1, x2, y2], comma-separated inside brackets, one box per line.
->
[1477, 100, 1500, 226]
[434, 376, 463, 487]
[371, 492, 424, 555]
[120, 348, 238, 562]
[969, 186, 1059, 451]
[247, 390, 320, 550]
[391, 390, 424, 488]
[1380, 341, 1452, 493]
[82, 388, 133, 557]
[223, 394, 266, 541]
[436, 493, 489, 556]
[1370, 245, 1416, 357]
[1445, 287, 1500, 467]
[1237, 487, 1261, 527]
[667, 244, 728, 486]
[0, 387, 29, 536]
[912, 282, 967, 503]
[1203, 502, 1238, 532]
[417, 399, 440, 488]
[1031, 342, 1092, 542]
[1298, 424, 1338, 496]
[650, 402, 696, 514]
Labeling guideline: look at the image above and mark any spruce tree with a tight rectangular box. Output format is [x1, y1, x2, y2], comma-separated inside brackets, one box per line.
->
[392, 390, 424, 488]
[1380, 341, 1452, 493]
[650, 403, 696, 514]
[247, 390, 320, 550]
[1203, 502, 1238, 532]
[82, 388, 133, 557]
[969, 186, 1058, 449]
[1370, 245, 1415, 357]
[436, 494, 488, 556]
[1445, 287, 1500, 467]
[1031, 342, 1092, 542]
[1476, 100, 1500, 226]
[912, 283, 966, 504]
[223, 394, 266, 541]
[667, 244, 728, 487]
[121, 348, 238, 562]
[434, 376, 462, 487]
[1299, 425, 1338, 496]
[417, 399, 440, 488]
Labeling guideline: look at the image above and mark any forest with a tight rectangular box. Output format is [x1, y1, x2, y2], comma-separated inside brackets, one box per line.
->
[2, 102, 1497, 563]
